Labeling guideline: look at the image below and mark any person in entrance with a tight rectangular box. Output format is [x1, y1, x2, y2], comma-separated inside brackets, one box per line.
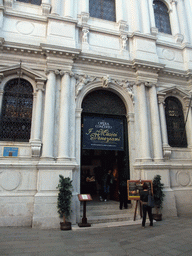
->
[140, 183, 153, 227]
[103, 170, 114, 201]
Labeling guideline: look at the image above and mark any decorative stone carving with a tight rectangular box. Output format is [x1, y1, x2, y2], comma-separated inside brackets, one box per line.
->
[102, 75, 112, 87]
[177, 171, 191, 187]
[0, 171, 21, 191]
[82, 27, 89, 43]
[75, 74, 97, 96]
[4, 0, 13, 8]
[120, 35, 128, 51]
[116, 80, 134, 99]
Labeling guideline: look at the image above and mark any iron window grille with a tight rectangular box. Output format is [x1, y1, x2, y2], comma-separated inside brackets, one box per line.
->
[89, 0, 116, 22]
[165, 97, 187, 148]
[0, 78, 33, 142]
[153, 0, 171, 34]
[17, 0, 41, 5]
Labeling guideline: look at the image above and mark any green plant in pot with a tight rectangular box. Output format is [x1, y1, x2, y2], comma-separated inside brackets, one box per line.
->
[152, 175, 165, 221]
[57, 175, 73, 230]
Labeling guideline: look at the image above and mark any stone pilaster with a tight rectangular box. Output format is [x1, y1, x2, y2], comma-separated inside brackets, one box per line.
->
[136, 82, 151, 161]
[170, 0, 184, 43]
[41, 71, 56, 159]
[30, 81, 45, 157]
[64, 0, 73, 17]
[177, 0, 190, 43]
[149, 85, 163, 161]
[158, 93, 171, 159]
[141, 0, 150, 34]
[57, 71, 72, 161]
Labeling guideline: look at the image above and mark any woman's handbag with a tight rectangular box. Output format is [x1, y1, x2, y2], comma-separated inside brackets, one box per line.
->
[148, 191, 155, 208]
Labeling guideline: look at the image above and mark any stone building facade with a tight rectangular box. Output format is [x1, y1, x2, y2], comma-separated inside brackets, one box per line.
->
[0, 0, 192, 228]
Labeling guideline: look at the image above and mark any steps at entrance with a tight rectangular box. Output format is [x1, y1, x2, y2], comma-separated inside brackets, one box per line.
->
[80, 200, 136, 224]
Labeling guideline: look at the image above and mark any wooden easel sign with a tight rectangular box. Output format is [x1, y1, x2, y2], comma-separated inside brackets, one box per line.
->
[78, 194, 92, 227]
[127, 180, 153, 221]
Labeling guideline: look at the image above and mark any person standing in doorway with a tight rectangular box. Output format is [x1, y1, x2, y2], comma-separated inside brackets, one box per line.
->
[140, 183, 153, 227]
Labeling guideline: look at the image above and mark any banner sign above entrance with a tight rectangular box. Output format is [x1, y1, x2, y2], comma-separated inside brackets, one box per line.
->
[82, 116, 124, 151]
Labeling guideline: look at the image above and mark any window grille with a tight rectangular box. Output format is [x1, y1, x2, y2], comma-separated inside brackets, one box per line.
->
[89, 0, 116, 22]
[153, 0, 171, 34]
[165, 97, 187, 147]
[0, 78, 33, 142]
[17, 0, 41, 5]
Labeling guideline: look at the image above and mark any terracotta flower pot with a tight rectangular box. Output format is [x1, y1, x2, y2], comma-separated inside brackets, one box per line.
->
[60, 221, 72, 230]
[153, 213, 162, 221]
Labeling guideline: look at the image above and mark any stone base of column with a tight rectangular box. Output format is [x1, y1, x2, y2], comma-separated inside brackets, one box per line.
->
[41, 3, 51, 16]
[175, 33, 184, 44]
[151, 27, 158, 36]
[30, 139, 42, 157]
[57, 157, 71, 162]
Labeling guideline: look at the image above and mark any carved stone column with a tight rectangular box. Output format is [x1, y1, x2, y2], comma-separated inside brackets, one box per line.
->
[184, 94, 192, 148]
[41, 71, 56, 159]
[149, 85, 163, 161]
[183, 0, 192, 44]
[41, 0, 51, 16]
[30, 81, 45, 157]
[81, 0, 89, 13]
[136, 82, 151, 161]
[0, 88, 3, 115]
[51, 0, 60, 15]
[70, 75, 76, 160]
[148, 0, 158, 35]
[158, 94, 171, 159]
[57, 71, 71, 161]
[131, 0, 140, 32]
[177, 0, 190, 43]
[141, 0, 150, 34]
[170, 0, 184, 43]
[116, 0, 124, 22]
[64, 0, 73, 17]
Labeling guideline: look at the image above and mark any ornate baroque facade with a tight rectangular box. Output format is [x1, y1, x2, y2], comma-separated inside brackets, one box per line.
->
[0, 0, 192, 228]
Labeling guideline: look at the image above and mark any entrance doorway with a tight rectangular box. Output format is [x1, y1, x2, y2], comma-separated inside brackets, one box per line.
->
[81, 90, 130, 202]
[81, 149, 126, 201]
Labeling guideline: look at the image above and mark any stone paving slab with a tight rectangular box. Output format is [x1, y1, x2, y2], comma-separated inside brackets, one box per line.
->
[0, 217, 192, 256]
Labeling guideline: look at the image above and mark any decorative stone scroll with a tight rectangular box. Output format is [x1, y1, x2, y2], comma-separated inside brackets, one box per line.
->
[75, 74, 134, 100]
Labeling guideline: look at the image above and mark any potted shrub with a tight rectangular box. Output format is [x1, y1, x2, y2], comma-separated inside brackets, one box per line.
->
[152, 175, 165, 221]
[57, 175, 73, 230]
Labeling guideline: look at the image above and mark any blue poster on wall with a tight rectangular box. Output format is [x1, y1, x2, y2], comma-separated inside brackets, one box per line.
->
[82, 116, 124, 151]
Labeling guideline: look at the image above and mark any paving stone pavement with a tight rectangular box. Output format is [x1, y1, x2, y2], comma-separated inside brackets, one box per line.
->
[0, 217, 192, 256]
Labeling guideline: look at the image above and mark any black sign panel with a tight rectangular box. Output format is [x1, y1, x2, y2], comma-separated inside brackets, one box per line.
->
[82, 116, 124, 151]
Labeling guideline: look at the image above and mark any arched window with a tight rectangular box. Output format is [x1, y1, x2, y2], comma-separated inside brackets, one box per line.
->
[17, 0, 41, 5]
[165, 97, 187, 147]
[153, 0, 171, 34]
[0, 78, 33, 142]
[89, 0, 116, 22]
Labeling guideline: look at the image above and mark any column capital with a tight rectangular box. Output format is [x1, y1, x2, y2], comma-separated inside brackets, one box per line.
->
[36, 81, 45, 91]
[127, 113, 134, 122]
[75, 108, 82, 118]
[136, 81, 154, 87]
[157, 93, 166, 104]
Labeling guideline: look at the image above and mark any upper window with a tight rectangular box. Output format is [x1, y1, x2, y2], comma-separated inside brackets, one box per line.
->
[153, 0, 171, 34]
[89, 0, 116, 22]
[0, 78, 33, 142]
[165, 97, 187, 148]
[17, 0, 41, 5]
